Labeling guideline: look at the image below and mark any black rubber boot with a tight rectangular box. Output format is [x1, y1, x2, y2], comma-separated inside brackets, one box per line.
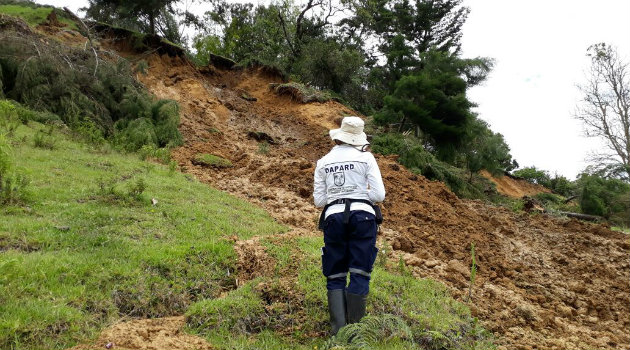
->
[346, 292, 367, 324]
[327, 289, 347, 335]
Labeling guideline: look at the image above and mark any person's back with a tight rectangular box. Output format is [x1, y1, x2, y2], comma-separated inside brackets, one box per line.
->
[313, 116, 385, 336]
[314, 144, 385, 215]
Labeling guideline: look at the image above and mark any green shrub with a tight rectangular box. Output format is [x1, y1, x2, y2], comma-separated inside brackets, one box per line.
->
[324, 314, 413, 350]
[0, 132, 28, 204]
[192, 153, 233, 168]
[33, 129, 55, 149]
[512, 167, 551, 188]
[139, 144, 171, 163]
[371, 133, 486, 199]
[270, 82, 333, 103]
[577, 173, 630, 225]
[96, 176, 148, 205]
[0, 29, 182, 151]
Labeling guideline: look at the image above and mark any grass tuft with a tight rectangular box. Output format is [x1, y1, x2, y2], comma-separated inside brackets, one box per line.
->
[192, 153, 233, 168]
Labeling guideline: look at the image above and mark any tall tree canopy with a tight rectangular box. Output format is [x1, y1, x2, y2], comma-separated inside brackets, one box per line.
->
[85, 0, 181, 41]
[575, 43, 630, 181]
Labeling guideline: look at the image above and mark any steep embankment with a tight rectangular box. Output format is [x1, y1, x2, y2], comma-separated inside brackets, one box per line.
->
[134, 52, 629, 350]
[480, 170, 550, 198]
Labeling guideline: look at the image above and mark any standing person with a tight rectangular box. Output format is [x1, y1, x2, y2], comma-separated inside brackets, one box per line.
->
[313, 116, 386, 335]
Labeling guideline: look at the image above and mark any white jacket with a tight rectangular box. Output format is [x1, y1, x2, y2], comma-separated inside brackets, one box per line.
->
[313, 145, 386, 219]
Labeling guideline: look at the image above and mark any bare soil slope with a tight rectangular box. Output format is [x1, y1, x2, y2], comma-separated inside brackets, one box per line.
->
[480, 170, 551, 198]
[124, 53, 629, 350]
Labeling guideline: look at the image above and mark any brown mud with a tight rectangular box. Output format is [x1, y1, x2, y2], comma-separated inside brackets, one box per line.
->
[58, 36, 630, 349]
[68, 317, 212, 350]
[132, 53, 629, 350]
[480, 170, 550, 198]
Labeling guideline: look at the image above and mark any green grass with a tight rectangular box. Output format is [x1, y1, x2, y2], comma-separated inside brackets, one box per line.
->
[187, 236, 495, 350]
[0, 4, 78, 30]
[0, 117, 286, 349]
[612, 226, 630, 234]
[0, 103, 494, 350]
[193, 153, 233, 168]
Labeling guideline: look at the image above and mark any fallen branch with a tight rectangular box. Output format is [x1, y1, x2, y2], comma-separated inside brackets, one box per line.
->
[563, 195, 578, 204]
[559, 211, 603, 222]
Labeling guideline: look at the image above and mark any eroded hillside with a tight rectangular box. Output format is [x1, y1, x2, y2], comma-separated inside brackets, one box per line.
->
[129, 52, 629, 350]
[4, 14, 628, 350]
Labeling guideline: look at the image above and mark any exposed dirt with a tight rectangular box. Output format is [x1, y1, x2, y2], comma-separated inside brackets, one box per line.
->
[480, 170, 551, 198]
[69, 317, 212, 350]
[74, 49, 629, 350]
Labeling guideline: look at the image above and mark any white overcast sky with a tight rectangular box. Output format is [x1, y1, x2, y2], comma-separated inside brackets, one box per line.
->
[37, 0, 630, 179]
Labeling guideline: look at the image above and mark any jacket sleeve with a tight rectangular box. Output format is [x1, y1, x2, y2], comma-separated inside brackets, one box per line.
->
[366, 154, 386, 203]
[313, 160, 328, 208]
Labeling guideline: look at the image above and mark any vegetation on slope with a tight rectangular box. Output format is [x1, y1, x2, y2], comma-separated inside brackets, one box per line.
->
[0, 100, 494, 349]
[0, 11, 182, 152]
[0, 1, 77, 30]
[186, 235, 494, 350]
[0, 103, 285, 349]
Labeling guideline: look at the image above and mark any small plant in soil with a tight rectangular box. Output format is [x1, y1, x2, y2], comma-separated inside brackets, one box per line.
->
[192, 153, 232, 168]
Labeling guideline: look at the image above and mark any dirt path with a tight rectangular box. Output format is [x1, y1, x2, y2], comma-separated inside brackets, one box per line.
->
[77, 52, 629, 350]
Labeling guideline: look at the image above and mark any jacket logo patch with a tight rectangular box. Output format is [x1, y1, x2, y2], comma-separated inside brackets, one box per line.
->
[333, 172, 345, 186]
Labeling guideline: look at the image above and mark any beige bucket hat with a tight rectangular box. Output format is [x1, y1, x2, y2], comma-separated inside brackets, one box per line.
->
[329, 116, 369, 146]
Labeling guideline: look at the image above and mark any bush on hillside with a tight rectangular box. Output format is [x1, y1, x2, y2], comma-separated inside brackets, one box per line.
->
[0, 28, 182, 151]
[371, 133, 490, 199]
[512, 166, 576, 197]
[577, 173, 629, 225]
[0, 107, 28, 204]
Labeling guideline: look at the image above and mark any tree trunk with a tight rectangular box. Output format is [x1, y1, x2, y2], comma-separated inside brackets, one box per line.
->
[149, 11, 156, 35]
[559, 211, 603, 222]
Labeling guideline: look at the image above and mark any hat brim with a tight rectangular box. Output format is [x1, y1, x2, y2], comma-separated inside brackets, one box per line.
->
[330, 128, 369, 146]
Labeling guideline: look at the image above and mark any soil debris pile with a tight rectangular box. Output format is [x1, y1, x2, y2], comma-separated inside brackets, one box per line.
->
[69, 317, 213, 350]
[130, 53, 629, 350]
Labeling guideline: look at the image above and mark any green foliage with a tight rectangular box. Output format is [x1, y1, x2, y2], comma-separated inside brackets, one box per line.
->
[96, 176, 148, 205]
[33, 128, 56, 149]
[187, 235, 495, 350]
[86, 0, 180, 38]
[0, 119, 285, 349]
[513, 166, 552, 188]
[0, 2, 78, 30]
[460, 118, 515, 182]
[513, 167, 576, 197]
[324, 314, 414, 350]
[0, 107, 28, 205]
[371, 133, 487, 199]
[257, 141, 269, 155]
[292, 40, 366, 105]
[0, 31, 182, 151]
[193, 153, 233, 168]
[270, 82, 333, 103]
[139, 144, 171, 163]
[375, 70, 472, 154]
[467, 242, 476, 302]
[577, 173, 630, 225]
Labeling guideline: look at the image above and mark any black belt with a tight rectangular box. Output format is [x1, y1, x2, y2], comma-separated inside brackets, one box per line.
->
[318, 198, 383, 231]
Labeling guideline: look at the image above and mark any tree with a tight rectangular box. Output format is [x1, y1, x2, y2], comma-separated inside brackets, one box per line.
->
[577, 172, 630, 224]
[461, 118, 514, 182]
[341, 0, 474, 94]
[86, 0, 179, 36]
[575, 43, 630, 181]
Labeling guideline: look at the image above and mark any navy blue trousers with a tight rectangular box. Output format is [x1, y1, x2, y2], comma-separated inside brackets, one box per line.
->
[322, 210, 378, 295]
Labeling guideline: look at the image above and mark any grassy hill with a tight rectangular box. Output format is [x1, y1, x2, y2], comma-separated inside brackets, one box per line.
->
[0, 102, 286, 348]
[0, 101, 493, 349]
